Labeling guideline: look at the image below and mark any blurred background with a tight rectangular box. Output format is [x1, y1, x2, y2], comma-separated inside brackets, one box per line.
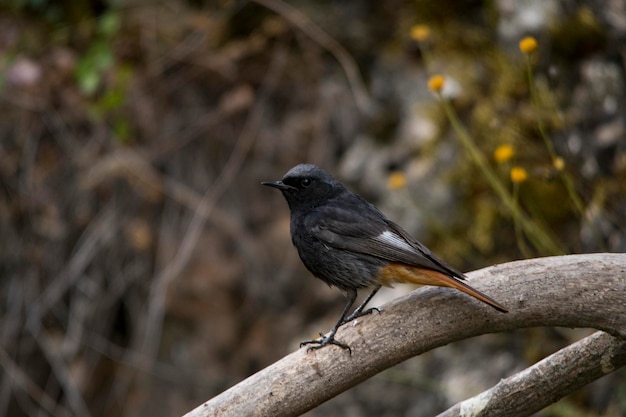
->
[1, 0, 625, 416]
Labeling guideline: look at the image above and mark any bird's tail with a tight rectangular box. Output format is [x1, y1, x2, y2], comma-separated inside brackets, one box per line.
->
[379, 263, 508, 313]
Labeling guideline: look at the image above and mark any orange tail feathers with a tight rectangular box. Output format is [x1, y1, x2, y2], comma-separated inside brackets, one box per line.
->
[378, 263, 508, 313]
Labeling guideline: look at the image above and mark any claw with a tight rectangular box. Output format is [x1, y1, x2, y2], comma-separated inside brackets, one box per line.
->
[297, 286, 382, 354]
[300, 334, 352, 355]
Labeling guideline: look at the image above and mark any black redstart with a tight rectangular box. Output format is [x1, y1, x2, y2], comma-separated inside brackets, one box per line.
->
[262, 164, 507, 352]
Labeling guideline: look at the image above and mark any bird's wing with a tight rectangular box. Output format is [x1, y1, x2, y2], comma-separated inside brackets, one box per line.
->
[306, 200, 465, 279]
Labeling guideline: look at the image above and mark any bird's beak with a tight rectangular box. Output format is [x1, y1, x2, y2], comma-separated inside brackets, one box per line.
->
[261, 180, 297, 191]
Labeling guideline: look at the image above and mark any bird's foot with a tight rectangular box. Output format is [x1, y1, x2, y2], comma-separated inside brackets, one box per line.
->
[342, 306, 380, 325]
[300, 332, 351, 354]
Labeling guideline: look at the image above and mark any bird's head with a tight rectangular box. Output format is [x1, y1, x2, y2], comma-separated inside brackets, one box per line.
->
[262, 164, 345, 211]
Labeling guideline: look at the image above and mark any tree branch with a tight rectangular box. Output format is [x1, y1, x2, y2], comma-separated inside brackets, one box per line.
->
[437, 330, 626, 417]
[182, 253, 626, 417]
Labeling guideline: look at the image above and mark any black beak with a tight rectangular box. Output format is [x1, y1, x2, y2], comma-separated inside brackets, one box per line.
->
[261, 180, 296, 191]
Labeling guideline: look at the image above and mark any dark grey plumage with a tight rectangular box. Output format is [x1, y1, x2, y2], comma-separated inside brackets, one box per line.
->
[262, 164, 507, 352]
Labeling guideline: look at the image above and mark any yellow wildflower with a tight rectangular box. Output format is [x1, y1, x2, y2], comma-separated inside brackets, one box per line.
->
[510, 167, 528, 183]
[387, 171, 407, 190]
[410, 25, 430, 42]
[494, 144, 515, 163]
[519, 36, 538, 54]
[553, 156, 565, 171]
[428, 75, 445, 93]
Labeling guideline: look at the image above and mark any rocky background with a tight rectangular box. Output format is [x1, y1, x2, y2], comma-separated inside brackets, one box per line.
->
[1, 1, 625, 416]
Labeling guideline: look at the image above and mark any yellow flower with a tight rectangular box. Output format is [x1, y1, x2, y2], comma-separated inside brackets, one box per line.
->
[494, 144, 515, 163]
[410, 24, 430, 42]
[519, 36, 538, 54]
[510, 167, 528, 183]
[428, 75, 445, 93]
[553, 156, 565, 171]
[387, 171, 407, 190]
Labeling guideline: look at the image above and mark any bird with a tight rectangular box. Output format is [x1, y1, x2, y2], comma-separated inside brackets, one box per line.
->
[262, 164, 507, 352]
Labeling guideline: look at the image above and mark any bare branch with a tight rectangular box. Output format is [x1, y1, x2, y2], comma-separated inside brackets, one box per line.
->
[0, 346, 73, 417]
[181, 253, 626, 417]
[139, 44, 288, 366]
[252, 0, 372, 114]
[438, 331, 626, 417]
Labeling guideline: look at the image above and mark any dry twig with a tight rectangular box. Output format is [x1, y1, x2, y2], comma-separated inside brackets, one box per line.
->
[252, 0, 372, 114]
[139, 43, 289, 365]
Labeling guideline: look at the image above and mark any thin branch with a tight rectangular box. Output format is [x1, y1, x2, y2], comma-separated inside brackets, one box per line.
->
[252, 0, 372, 115]
[181, 253, 626, 417]
[26, 202, 118, 334]
[27, 332, 93, 417]
[438, 331, 626, 417]
[139, 43, 288, 365]
[0, 346, 73, 417]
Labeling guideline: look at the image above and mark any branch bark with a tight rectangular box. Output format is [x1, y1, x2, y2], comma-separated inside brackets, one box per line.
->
[437, 330, 626, 417]
[182, 253, 626, 417]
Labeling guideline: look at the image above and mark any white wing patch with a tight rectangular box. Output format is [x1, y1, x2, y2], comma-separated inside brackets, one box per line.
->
[375, 230, 415, 253]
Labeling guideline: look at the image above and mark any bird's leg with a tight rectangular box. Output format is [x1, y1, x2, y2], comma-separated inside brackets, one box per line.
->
[342, 284, 381, 324]
[300, 289, 357, 353]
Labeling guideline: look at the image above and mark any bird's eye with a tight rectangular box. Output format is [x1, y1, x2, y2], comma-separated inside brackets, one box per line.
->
[300, 178, 312, 188]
